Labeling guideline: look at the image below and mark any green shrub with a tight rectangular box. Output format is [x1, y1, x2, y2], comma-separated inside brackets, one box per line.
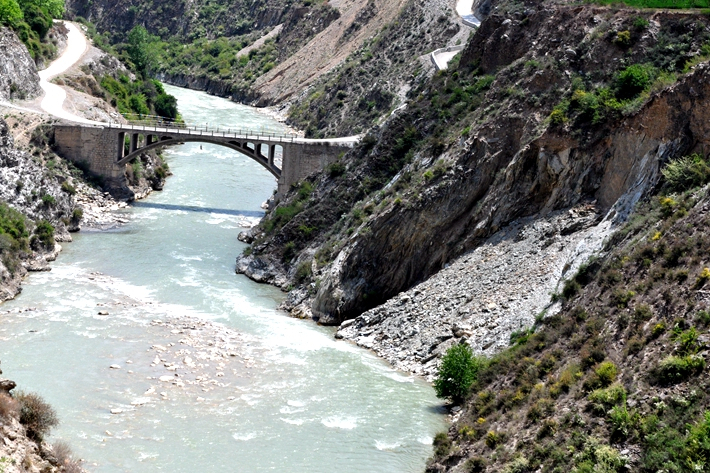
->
[503, 456, 530, 473]
[60, 181, 76, 195]
[434, 343, 485, 403]
[685, 411, 710, 470]
[433, 432, 452, 457]
[608, 405, 637, 440]
[616, 63, 655, 100]
[41, 193, 55, 206]
[282, 241, 296, 262]
[537, 419, 557, 439]
[588, 384, 627, 415]
[573, 438, 626, 472]
[634, 304, 653, 322]
[32, 219, 54, 250]
[549, 105, 568, 125]
[651, 322, 666, 338]
[562, 279, 581, 299]
[674, 327, 699, 356]
[696, 310, 710, 326]
[294, 260, 312, 283]
[16, 391, 59, 441]
[596, 361, 618, 386]
[0, 0, 23, 28]
[71, 208, 83, 221]
[0, 202, 28, 245]
[485, 430, 501, 449]
[326, 161, 346, 178]
[695, 267, 710, 289]
[633, 17, 649, 29]
[653, 354, 705, 385]
[611, 288, 635, 308]
[613, 30, 632, 47]
[662, 154, 710, 193]
[464, 456, 487, 472]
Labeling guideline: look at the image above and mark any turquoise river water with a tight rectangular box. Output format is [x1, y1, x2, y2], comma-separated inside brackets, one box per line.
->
[0, 84, 446, 472]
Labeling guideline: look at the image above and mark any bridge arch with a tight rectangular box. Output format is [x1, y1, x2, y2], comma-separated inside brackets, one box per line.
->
[117, 134, 282, 179]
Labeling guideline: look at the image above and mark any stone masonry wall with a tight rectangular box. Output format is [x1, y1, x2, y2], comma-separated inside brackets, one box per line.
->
[278, 142, 350, 195]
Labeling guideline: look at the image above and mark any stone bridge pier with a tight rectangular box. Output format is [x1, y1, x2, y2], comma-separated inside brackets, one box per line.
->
[52, 123, 352, 200]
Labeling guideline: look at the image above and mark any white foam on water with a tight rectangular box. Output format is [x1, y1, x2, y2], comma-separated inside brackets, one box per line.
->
[280, 418, 304, 426]
[375, 440, 402, 451]
[418, 436, 433, 445]
[279, 406, 305, 414]
[383, 371, 415, 383]
[232, 432, 257, 441]
[170, 252, 203, 262]
[205, 217, 226, 225]
[136, 451, 159, 462]
[279, 354, 307, 366]
[321, 416, 357, 430]
[287, 400, 305, 407]
[240, 393, 261, 406]
[73, 330, 99, 339]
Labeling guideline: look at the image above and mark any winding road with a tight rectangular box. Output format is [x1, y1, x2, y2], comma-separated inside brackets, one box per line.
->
[430, 0, 482, 70]
[0, 22, 360, 146]
[37, 21, 93, 124]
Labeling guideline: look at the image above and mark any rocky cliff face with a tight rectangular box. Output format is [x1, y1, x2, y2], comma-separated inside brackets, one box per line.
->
[238, 5, 710, 352]
[0, 28, 41, 101]
[65, 0, 289, 41]
[0, 117, 82, 301]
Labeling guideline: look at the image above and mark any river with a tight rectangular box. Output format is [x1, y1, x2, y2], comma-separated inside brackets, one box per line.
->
[0, 85, 446, 472]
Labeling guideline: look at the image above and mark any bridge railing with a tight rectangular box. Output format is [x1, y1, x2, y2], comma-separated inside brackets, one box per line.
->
[106, 113, 299, 142]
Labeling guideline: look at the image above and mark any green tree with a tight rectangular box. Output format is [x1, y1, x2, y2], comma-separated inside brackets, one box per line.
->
[40, 0, 63, 18]
[434, 343, 485, 403]
[126, 25, 156, 75]
[0, 0, 23, 27]
[154, 93, 178, 119]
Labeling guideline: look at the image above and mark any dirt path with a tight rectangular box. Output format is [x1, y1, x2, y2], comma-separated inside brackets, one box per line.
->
[37, 21, 100, 124]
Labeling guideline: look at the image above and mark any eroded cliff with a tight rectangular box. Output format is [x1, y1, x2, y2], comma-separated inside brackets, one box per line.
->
[237, 4, 710, 365]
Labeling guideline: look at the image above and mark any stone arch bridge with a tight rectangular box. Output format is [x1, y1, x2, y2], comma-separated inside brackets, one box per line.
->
[52, 119, 355, 199]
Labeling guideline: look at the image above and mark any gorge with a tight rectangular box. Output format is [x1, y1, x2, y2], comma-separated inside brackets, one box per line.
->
[2, 0, 710, 470]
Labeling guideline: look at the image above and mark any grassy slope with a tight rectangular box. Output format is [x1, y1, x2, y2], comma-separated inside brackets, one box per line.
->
[428, 175, 710, 471]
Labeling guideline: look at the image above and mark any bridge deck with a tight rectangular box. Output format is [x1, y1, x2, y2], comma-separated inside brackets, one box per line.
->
[104, 115, 358, 147]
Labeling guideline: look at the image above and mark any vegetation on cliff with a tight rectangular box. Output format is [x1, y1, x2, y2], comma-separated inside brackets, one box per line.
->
[0, 0, 64, 61]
